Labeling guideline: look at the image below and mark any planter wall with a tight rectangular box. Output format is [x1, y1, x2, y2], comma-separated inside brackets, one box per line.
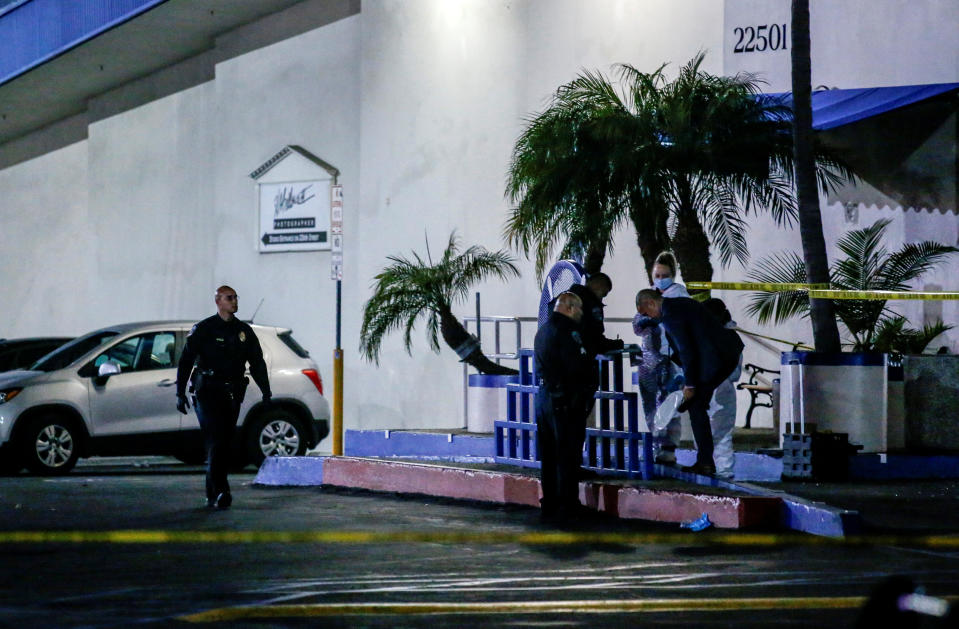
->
[902, 355, 959, 451]
[467, 374, 520, 433]
[779, 351, 902, 453]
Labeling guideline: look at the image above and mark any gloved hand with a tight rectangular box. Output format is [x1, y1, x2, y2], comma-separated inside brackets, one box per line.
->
[176, 394, 190, 415]
[676, 386, 695, 413]
[633, 313, 659, 334]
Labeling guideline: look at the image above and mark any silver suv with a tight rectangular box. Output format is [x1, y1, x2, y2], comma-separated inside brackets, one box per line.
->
[0, 321, 330, 475]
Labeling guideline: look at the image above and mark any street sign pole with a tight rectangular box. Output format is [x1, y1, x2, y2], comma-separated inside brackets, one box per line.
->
[331, 184, 344, 456]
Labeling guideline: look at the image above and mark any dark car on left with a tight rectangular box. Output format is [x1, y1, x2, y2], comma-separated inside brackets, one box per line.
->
[0, 337, 73, 372]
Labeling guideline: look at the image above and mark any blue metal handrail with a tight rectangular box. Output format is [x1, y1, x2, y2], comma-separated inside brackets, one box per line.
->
[494, 348, 654, 480]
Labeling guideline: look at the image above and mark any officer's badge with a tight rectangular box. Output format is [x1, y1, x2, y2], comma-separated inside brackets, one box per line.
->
[571, 330, 587, 355]
[239, 331, 246, 343]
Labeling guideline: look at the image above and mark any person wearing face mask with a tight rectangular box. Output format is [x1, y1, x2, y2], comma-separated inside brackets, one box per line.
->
[632, 251, 688, 465]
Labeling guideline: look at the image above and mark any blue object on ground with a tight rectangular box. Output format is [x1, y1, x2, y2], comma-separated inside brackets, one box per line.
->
[680, 512, 713, 531]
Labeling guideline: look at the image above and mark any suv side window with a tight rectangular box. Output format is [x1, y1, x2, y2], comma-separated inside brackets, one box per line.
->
[94, 332, 177, 373]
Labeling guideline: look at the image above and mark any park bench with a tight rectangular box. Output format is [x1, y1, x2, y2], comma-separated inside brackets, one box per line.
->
[737, 363, 780, 429]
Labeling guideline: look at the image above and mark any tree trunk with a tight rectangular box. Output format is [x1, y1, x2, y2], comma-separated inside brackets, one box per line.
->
[792, 0, 841, 352]
[582, 236, 607, 275]
[670, 185, 714, 290]
[633, 217, 670, 282]
[439, 307, 518, 376]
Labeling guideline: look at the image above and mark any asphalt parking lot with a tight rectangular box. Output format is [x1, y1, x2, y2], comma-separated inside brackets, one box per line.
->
[1, 458, 957, 628]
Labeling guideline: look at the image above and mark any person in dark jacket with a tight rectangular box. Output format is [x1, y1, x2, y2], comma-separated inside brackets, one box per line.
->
[568, 273, 625, 422]
[568, 273, 625, 362]
[534, 291, 595, 520]
[635, 289, 744, 475]
[175, 285, 272, 509]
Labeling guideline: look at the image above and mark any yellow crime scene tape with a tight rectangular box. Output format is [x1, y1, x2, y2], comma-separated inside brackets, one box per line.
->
[689, 282, 959, 300]
[179, 595, 959, 622]
[808, 289, 959, 300]
[687, 281, 829, 291]
[2, 529, 959, 548]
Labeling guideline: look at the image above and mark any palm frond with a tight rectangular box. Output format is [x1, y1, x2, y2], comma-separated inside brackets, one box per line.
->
[695, 176, 749, 267]
[745, 251, 809, 324]
[744, 218, 955, 353]
[878, 241, 958, 289]
[506, 50, 857, 283]
[833, 219, 891, 289]
[359, 232, 519, 363]
[871, 317, 953, 354]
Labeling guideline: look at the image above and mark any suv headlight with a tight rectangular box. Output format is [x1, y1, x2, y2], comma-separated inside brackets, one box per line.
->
[0, 388, 22, 404]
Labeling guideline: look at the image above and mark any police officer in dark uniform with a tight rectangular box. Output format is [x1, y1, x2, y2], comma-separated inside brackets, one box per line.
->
[176, 285, 271, 509]
[534, 291, 595, 521]
[568, 272, 625, 386]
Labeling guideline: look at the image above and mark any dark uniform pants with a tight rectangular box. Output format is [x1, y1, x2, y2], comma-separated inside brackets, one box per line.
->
[686, 387, 715, 467]
[194, 382, 244, 501]
[536, 392, 587, 514]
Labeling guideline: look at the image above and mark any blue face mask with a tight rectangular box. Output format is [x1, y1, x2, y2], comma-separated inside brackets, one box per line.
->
[653, 277, 673, 291]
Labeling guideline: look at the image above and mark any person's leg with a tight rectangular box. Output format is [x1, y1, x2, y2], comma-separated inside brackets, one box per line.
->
[640, 374, 673, 463]
[194, 391, 219, 504]
[638, 373, 658, 427]
[710, 380, 737, 478]
[659, 365, 683, 463]
[215, 391, 243, 499]
[535, 395, 559, 515]
[555, 401, 587, 511]
[660, 415, 682, 463]
[687, 390, 715, 468]
[207, 397, 230, 500]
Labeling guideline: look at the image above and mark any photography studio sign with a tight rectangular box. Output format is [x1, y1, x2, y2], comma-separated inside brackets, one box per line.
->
[258, 180, 331, 252]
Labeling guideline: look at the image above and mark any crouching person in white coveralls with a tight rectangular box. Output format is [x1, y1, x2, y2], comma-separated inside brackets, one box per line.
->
[703, 298, 742, 479]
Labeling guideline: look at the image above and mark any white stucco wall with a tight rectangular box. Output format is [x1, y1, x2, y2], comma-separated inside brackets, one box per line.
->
[0, 141, 94, 335]
[1, 0, 957, 443]
[724, 0, 959, 91]
[86, 82, 216, 323]
[210, 13, 360, 415]
[355, 0, 726, 431]
[357, 1, 533, 429]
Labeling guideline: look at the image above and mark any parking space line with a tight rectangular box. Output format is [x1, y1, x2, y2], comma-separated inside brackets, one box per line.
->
[2, 529, 959, 548]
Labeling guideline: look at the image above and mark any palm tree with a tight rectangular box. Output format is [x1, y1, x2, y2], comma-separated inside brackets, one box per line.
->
[791, 0, 842, 352]
[746, 218, 956, 352]
[504, 69, 636, 277]
[360, 233, 520, 375]
[505, 52, 852, 282]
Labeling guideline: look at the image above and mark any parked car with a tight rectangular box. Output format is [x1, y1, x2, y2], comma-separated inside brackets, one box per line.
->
[0, 321, 330, 475]
[0, 337, 73, 372]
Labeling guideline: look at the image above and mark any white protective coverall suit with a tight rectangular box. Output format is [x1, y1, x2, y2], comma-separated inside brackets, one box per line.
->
[709, 319, 743, 478]
[633, 282, 689, 464]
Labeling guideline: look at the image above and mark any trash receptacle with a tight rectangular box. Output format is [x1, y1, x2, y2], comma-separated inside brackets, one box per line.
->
[467, 374, 519, 433]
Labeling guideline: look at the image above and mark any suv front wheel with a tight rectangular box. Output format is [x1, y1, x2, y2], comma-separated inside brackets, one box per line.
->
[245, 408, 307, 465]
[20, 415, 81, 475]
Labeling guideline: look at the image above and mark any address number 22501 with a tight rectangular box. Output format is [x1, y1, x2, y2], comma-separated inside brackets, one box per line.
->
[733, 23, 788, 53]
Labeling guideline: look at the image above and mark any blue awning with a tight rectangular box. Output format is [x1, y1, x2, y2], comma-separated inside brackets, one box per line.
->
[764, 83, 959, 130]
